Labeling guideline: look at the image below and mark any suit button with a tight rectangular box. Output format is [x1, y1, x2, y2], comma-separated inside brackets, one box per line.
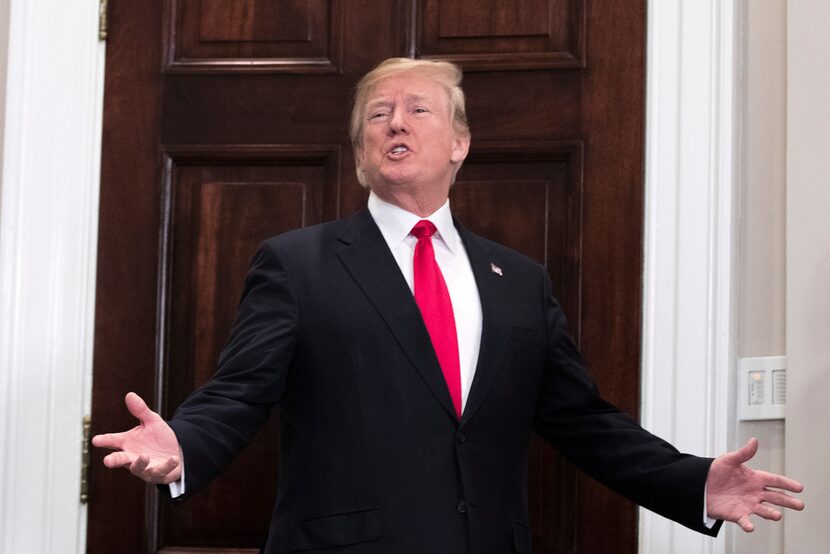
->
[456, 500, 467, 514]
[456, 433, 466, 445]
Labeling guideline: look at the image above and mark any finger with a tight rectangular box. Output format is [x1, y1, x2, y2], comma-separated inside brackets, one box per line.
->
[762, 490, 805, 511]
[736, 514, 755, 533]
[149, 457, 181, 483]
[760, 472, 805, 493]
[129, 455, 150, 477]
[102, 451, 136, 469]
[92, 432, 127, 450]
[124, 392, 162, 425]
[752, 504, 782, 522]
[137, 457, 181, 484]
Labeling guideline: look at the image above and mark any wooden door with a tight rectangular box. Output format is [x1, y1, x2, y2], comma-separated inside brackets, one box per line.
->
[88, 1, 646, 552]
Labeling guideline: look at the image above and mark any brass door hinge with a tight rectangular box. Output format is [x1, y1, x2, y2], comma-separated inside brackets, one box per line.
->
[80, 415, 91, 504]
[99, 0, 109, 41]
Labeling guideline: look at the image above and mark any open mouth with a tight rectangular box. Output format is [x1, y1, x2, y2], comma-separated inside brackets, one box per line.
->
[387, 144, 410, 157]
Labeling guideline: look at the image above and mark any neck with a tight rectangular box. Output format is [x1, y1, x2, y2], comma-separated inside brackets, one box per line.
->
[370, 185, 450, 218]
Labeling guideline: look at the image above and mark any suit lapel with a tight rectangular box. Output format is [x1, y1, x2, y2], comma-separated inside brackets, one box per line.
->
[335, 208, 459, 421]
[457, 224, 514, 427]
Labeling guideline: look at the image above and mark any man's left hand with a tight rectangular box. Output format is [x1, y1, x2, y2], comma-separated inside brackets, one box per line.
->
[706, 437, 804, 532]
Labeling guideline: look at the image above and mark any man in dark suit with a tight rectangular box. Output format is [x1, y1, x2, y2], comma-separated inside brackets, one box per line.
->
[93, 58, 803, 552]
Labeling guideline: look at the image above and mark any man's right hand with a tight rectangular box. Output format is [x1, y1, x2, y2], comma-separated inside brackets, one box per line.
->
[91, 392, 183, 485]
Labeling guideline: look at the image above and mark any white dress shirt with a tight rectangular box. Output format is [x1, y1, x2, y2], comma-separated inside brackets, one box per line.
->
[367, 191, 483, 412]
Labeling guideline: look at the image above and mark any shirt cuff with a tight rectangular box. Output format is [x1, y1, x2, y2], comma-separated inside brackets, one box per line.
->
[168, 453, 186, 498]
[703, 482, 716, 528]
[704, 516, 717, 529]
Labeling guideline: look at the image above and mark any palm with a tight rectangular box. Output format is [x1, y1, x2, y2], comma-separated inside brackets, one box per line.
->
[706, 438, 804, 532]
[118, 412, 178, 460]
[92, 392, 182, 484]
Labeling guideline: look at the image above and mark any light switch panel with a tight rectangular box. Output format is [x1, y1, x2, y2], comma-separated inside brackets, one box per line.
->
[738, 356, 786, 421]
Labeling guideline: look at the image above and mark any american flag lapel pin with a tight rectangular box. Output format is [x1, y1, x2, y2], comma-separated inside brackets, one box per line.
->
[490, 262, 503, 276]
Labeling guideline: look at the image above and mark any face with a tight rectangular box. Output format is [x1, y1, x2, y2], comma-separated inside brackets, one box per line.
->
[355, 72, 470, 202]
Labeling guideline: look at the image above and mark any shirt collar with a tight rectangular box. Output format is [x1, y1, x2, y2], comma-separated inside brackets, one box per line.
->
[367, 191, 460, 254]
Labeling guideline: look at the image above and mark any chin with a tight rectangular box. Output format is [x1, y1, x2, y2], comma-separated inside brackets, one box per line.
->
[379, 170, 419, 186]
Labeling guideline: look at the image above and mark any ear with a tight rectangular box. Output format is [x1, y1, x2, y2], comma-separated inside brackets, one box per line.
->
[354, 143, 365, 170]
[450, 132, 470, 164]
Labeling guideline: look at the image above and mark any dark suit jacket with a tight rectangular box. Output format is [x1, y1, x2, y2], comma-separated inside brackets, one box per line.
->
[168, 207, 722, 553]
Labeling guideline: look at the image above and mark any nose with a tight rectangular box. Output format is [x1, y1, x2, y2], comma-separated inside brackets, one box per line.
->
[388, 109, 408, 135]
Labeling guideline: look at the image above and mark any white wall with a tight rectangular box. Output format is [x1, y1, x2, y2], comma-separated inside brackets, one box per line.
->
[0, 0, 8, 179]
[785, 1, 830, 551]
[732, 1, 787, 552]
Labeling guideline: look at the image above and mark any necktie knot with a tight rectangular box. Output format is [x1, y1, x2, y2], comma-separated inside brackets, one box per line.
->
[411, 220, 437, 239]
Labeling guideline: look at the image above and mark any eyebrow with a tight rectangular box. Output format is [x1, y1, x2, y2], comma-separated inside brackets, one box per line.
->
[365, 99, 391, 113]
[404, 93, 429, 103]
[365, 93, 432, 112]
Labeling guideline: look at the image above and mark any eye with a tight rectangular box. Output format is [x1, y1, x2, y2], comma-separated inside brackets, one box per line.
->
[369, 111, 388, 120]
[413, 107, 429, 114]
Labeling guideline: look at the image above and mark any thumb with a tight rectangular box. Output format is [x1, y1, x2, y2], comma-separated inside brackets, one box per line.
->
[124, 392, 160, 425]
[729, 437, 759, 466]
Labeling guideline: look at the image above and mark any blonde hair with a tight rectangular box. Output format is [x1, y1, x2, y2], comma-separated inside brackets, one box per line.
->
[350, 58, 470, 187]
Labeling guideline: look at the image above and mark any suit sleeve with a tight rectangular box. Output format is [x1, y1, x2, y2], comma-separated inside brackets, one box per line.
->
[167, 239, 299, 497]
[532, 268, 722, 536]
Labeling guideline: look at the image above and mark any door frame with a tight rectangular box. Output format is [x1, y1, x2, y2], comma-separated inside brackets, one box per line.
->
[639, 1, 737, 553]
[0, 2, 736, 553]
[0, 0, 105, 552]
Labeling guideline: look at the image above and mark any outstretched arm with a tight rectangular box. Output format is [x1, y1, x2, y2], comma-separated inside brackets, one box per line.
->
[91, 392, 183, 485]
[706, 437, 804, 532]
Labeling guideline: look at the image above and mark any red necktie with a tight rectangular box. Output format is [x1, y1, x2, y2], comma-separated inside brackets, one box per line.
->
[411, 220, 462, 418]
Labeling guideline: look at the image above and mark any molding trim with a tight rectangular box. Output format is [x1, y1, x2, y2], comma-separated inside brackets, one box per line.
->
[640, 1, 737, 552]
[0, 0, 105, 552]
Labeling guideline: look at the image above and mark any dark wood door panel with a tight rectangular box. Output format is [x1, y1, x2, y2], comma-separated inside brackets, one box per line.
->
[451, 141, 583, 330]
[164, 0, 344, 73]
[159, 76, 351, 144]
[159, 147, 340, 549]
[160, 148, 341, 375]
[451, 141, 584, 553]
[418, 0, 585, 70]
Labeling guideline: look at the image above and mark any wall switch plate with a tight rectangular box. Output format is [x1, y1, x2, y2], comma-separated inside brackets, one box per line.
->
[738, 356, 786, 421]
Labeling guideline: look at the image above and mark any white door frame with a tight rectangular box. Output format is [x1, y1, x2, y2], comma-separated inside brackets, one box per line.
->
[0, 0, 105, 552]
[639, 1, 737, 553]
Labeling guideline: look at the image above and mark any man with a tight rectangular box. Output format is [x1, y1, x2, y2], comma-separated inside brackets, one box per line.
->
[93, 58, 804, 553]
